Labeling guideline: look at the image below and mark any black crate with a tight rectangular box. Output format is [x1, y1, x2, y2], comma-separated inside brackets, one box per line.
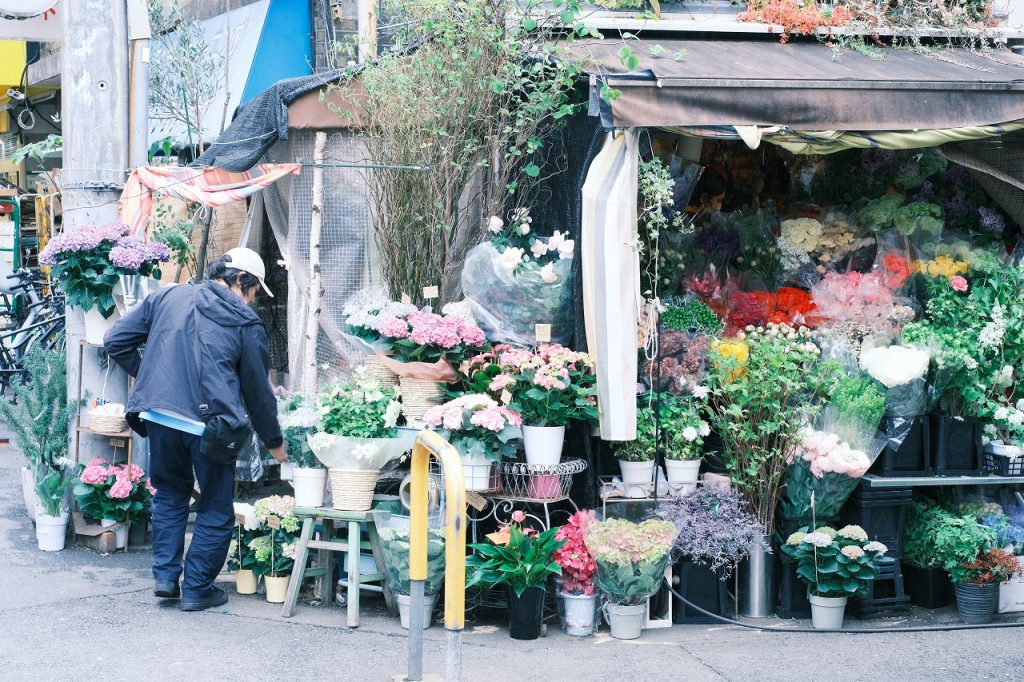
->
[672, 560, 731, 624]
[777, 553, 811, 619]
[931, 416, 983, 475]
[902, 564, 955, 609]
[983, 450, 1024, 476]
[842, 486, 913, 559]
[871, 416, 932, 477]
[850, 557, 911, 618]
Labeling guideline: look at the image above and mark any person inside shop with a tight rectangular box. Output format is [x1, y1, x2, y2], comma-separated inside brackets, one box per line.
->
[105, 247, 287, 612]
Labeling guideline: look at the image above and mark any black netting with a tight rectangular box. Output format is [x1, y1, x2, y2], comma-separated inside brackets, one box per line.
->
[943, 133, 1024, 234]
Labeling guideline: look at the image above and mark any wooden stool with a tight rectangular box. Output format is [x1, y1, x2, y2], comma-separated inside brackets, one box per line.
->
[281, 506, 394, 627]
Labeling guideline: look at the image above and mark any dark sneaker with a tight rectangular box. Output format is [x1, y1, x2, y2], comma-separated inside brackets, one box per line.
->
[180, 586, 229, 612]
[154, 580, 180, 599]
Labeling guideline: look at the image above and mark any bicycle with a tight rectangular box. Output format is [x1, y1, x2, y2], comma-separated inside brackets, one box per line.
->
[0, 265, 66, 393]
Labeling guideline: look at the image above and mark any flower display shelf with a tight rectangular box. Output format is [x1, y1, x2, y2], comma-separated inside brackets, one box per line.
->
[496, 459, 587, 504]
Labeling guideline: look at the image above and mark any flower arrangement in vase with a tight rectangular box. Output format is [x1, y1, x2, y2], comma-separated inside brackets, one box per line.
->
[74, 458, 155, 548]
[40, 223, 169, 342]
[460, 343, 597, 466]
[466, 514, 565, 640]
[552, 509, 598, 636]
[423, 394, 523, 491]
[782, 525, 888, 629]
[584, 518, 678, 640]
[247, 495, 302, 603]
[461, 208, 576, 345]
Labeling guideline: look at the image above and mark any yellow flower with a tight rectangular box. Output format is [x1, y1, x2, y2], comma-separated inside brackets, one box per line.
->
[712, 338, 749, 381]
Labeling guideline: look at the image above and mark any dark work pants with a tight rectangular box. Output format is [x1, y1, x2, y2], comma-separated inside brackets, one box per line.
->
[147, 423, 235, 599]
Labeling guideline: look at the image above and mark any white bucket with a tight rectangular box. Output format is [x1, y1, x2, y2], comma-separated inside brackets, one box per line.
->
[462, 454, 494, 492]
[100, 518, 128, 549]
[560, 592, 597, 636]
[35, 509, 69, 552]
[523, 425, 565, 466]
[397, 592, 436, 630]
[290, 467, 328, 508]
[809, 594, 847, 629]
[618, 459, 656, 498]
[605, 602, 646, 640]
[665, 459, 701, 496]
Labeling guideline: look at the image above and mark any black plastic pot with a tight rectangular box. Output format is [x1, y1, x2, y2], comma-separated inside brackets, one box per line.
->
[954, 582, 999, 624]
[870, 416, 932, 477]
[931, 416, 983, 475]
[508, 586, 546, 640]
[903, 564, 955, 609]
[673, 560, 730, 624]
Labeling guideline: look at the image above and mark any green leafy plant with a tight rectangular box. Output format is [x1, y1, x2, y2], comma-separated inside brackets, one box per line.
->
[932, 513, 999, 584]
[316, 369, 402, 439]
[151, 200, 198, 274]
[782, 525, 888, 598]
[34, 463, 72, 517]
[856, 194, 906, 233]
[903, 499, 954, 570]
[893, 201, 943, 238]
[0, 345, 69, 470]
[821, 373, 885, 447]
[10, 134, 62, 165]
[584, 518, 678, 605]
[73, 459, 154, 524]
[614, 392, 709, 462]
[379, 527, 446, 595]
[277, 391, 322, 469]
[660, 298, 723, 336]
[466, 521, 565, 597]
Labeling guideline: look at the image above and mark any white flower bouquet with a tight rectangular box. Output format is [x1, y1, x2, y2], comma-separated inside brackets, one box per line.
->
[859, 342, 930, 417]
[307, 433, 409, 471]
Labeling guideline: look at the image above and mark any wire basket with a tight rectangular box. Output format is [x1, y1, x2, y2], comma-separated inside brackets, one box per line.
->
[497, 459, 587, 502]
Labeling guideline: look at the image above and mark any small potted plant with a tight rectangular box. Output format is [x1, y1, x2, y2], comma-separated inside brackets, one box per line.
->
[782, 525, 888, 629]
[379, 526, 446, 629]
[932, 513, 1021, 623]
[309, 370, 407, 511]
[659, 393, 709, 495]
[466, 512, 565, 640]
[39, 222, 169, 343]
[34, 459, 73, 551]
[552, 509, 599, 636]
[248, 495, 301, 604]
[73, 459, 155, 549]
[462, 344, 597, 466]
[660, 486, 768, 621]
[902, 500, 957, 608]
[422, 394, 522, 491]
[228, 502, 261, 594]
[584, 518, 678, 640]
[613, 400, 658, 497]
[277, 391, 325, 508]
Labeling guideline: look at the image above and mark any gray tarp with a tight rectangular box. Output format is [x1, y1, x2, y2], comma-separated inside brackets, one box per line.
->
[575, 39, 1024, 130]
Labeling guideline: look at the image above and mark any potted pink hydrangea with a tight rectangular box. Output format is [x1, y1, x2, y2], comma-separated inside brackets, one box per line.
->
[73, 458, 155, 549]
[423, 394, 522, 491]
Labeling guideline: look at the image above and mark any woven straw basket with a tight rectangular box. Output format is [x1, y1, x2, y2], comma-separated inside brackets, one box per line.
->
[399, 378, 443, 424]
[329, 468, 380, 511]
[362, 355, 399, 388]
[87, 403, 129, 436]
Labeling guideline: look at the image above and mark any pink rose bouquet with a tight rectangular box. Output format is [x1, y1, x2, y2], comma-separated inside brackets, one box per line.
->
[782, 427, 873, 520]
[73, 458, 154, 524]
[423, 394, 523, 462]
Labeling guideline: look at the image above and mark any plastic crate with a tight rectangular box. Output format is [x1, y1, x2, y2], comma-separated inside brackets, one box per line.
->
[931, 416, 983, 475]
[983, 450, 1024, 476]
[850, 557, 911, 618]
[842, 486, 913, 559]
[672, 560, 731, 624]
[871, 416, 932, 477]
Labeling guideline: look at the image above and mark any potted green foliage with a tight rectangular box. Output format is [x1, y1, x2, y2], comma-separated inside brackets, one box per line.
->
[276, 390, 325, 508]
[782, 525, 888, 629]
[379, 526, 446, 629]
[74, 459, 155, 549]
[902, 500, 957, 608]
[34, 461, 73, 551]
[247, 495, 301, 604]
[466, 513, 565, 640]
[584, 518, 678, 640]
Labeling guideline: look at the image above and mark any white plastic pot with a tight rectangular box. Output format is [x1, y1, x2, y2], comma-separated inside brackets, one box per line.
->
[523, 425, 565, 466]
[462, 454, 494, 492]
[605, 602, 646, 640]
[290, 467, 328, 508]
[618, 459, 656, 498]
[100, 518, 128, 549]
[21, 466, 38, 523]
[560, 592, 597, 636]
[665, 459, 701, 496]
[397, 592, 436, 630]
[809, 594, 847, 629]
[35, 508, 69, 552]
[82, 306, 120, 346]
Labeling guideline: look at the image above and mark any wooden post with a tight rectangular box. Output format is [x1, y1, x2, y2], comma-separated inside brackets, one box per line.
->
[303, 131, 328, 394]
[357, 0, 377, 62]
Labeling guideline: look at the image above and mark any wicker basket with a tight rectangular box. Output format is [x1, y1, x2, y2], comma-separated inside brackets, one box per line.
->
[87, 403, 129, 436]
[362, 355, 399, 388]
[399, 377, 443, 424]
[329, 467, 380, 511]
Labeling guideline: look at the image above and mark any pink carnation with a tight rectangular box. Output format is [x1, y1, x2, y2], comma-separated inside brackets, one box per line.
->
[950, 275, 968, 292]
[108, 473, 133, 500]
[80, 465, 110, 486]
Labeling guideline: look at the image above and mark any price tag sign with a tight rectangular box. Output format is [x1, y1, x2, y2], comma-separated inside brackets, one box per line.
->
[108, 438, 127, 448]
[534, 324, 552, 343]
[401, 292, 412, 305]
[267, 514, 281, 530]
[422, 285, 439, 300]
[501, 390, 513, 405]
[234, 513, 248, 526]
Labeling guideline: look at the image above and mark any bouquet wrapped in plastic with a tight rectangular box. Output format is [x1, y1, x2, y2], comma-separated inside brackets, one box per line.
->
[379, 526, 446, 596]
[307, 433, 409, 470]
[859, 342, 930, 418]
[584, 518, 678, 606]
[782, 426, 882, 521]
[461, 210, 575, 345]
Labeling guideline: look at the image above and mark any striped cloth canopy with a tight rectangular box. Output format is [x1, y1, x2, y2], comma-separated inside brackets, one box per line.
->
[119, 163, 301, 236]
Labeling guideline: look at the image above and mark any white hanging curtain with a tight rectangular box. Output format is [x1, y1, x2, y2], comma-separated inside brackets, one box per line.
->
[581, 129, 641, 441]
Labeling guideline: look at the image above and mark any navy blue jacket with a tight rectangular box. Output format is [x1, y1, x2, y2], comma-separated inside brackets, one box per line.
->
[104, 281, 283, 449]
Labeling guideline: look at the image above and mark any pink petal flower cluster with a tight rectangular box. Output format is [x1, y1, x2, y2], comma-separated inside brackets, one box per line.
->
[533, 363, 570, 391]
[108, 472, 133, 499]
[424, 394, 522, 433]
[79, 464, 110, 486]
[789, 427, 871, 478]
[488, 374, 516, 392]
[810, 271, 897, 328]
[380, 310, 486, 351]
[553, 510, 598, 595]
[39, 223, 130, 265]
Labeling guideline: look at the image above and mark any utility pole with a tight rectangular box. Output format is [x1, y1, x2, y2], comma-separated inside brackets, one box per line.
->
[62, 0, 132, 463]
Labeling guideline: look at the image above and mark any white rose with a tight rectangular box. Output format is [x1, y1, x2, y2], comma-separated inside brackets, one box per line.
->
[488, 216, 504, 233]
[539, 263, 557, 284]
[499, 247, 525, 270]
[531, 240, 549, 258]
[558, 239, 575, 259]
[517, 223, 531, 236]
[547, 231, 564, 250]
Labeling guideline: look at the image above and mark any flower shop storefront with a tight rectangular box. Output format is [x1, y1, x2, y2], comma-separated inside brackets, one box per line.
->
[562, 36, 1024, 628]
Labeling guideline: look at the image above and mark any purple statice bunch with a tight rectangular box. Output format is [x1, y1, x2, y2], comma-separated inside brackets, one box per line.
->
[860, 149, 896, 176]
[697, 224, 741, 263]
[108, 236, 171, 271]
[659, 485, 769, 574]
[978, 205, 1006, 236]
[941, 190, 972, 225]
[39, 222, 130, 265]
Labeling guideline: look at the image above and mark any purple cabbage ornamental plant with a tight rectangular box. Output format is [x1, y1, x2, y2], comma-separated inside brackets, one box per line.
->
[39, 222, 170, 318]
[660, 485, 769, 576]
[781, 525, 888, 598]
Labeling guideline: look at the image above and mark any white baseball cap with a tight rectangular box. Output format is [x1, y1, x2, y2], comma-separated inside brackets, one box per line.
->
[224, 247, 273, 298]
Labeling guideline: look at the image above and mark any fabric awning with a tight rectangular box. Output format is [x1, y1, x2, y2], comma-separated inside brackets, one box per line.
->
[574, 39, 1024, 131]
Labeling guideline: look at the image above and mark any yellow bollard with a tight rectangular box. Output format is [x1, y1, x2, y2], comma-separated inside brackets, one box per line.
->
[407, 430, 465, 682]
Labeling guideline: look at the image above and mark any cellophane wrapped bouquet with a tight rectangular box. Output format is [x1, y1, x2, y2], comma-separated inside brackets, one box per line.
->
[584, 518, 678, 606]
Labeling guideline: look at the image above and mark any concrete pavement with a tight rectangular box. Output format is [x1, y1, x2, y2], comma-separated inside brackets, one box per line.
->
[3, 427, 1024, 681]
